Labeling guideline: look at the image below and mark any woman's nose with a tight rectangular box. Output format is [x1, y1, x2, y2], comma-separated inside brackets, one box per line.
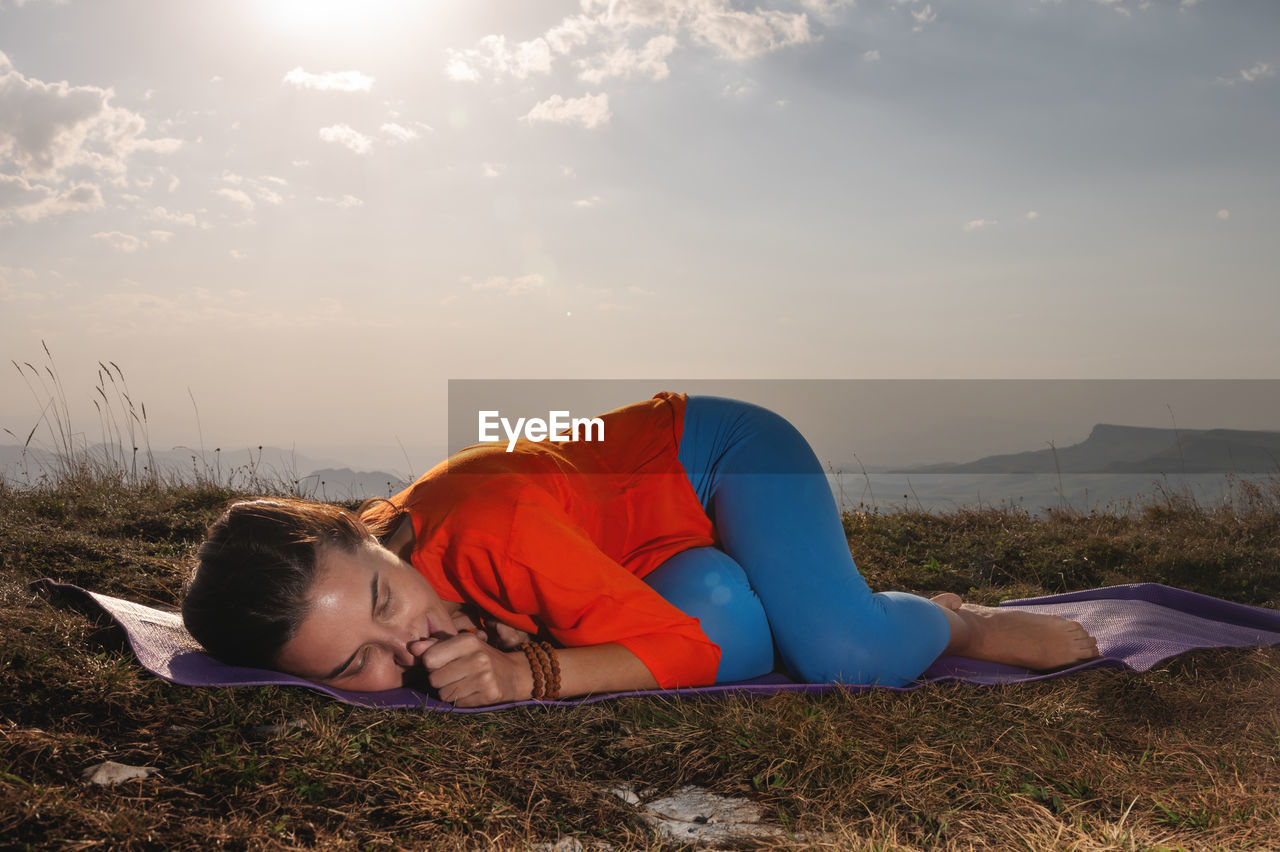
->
[384, 623, 425, 667]
[391, 641, 417, 667]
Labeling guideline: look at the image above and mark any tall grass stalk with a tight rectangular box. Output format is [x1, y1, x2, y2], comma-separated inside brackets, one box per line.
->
[3, 348, 297, 494]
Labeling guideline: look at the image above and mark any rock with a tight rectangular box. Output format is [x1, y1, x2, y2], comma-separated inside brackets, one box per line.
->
[610, 783, 786, 846]
[531, 837, 614, 851]
[605, 784, 642, 807]
[81, 761, 160, 786]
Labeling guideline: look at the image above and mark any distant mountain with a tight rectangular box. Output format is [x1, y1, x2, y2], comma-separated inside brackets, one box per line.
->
[297, 468, 411, 502]
[895, 424, 1280, 474]
[0, 443, 410, 499]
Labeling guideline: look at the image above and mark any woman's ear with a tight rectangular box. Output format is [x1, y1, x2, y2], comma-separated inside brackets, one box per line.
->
[379, 512, 416, 562]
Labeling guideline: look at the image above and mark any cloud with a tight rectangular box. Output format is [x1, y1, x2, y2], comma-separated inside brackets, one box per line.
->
[444, 56, 482, 83]
[1239, 62, 1275, 84]
[687, 8, 812, 59]
[1094, 0, 1130, 13]
[963, 218, 998, 231]
[0, 174, 103, 223]
[577, 35, 677, 83]
[148, 229, 174, 242]
[522, 93, 611, 129]
[0, 172, 46, 208]
[574, 195, 603, 207]
[1217, 209, 1230, 220]
[911, 4, 937, 30]
[218, 173, 286, 205]
[798, 0, 854, 13]
[1214, 61, 1275, 86]
[469, 273, 546, 295]
[316, 194, 363, 208]
[863, 49, 881, 62]
[380, 122, 419, 143]
[482, 162, 502, 178]
[214, 187, 254, 209]
[91, 230, 144, 252]
[446, 35, 554, 82]
[150, 205, 198, 226]
[448, 0, 826, 92]
[0, 57, 182, 182]
[282, 67, 375, 92]
[318, 123, 372, 153]
[545, 15, 598, 55]
[1025, 210, 1039, 220]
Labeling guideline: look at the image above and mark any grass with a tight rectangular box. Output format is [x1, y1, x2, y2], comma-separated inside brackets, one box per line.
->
[3, 468, 1279, 851]
[2, 351, 1279, 849]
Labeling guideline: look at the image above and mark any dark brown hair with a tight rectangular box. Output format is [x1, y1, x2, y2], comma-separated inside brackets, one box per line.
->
[181, 497, 373, 669]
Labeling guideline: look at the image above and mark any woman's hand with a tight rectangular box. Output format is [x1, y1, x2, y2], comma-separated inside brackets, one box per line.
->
[449, 608, 532, 650]
[483, 619, 533, 650]
[417, 632, 533, 707]
[410, 636, 660, 706]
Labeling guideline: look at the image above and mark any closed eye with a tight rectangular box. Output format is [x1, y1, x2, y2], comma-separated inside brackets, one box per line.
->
[326, 644, 365, 681]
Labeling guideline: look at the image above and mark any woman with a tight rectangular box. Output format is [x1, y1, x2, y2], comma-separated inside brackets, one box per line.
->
[182, 392, 1099, 707]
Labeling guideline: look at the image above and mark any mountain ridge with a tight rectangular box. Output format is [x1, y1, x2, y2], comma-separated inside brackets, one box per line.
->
[896, 423, 1280, 474]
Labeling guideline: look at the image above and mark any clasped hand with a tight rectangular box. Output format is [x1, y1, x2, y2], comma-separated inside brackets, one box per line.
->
[405, 610, 534, 707]
[411, 631, 531, 707]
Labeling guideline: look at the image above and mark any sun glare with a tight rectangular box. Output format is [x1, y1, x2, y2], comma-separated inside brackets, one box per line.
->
[259, 0, 422, 38]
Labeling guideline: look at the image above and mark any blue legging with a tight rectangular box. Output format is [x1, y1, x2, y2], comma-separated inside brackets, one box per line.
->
[643, 395, 952, 686]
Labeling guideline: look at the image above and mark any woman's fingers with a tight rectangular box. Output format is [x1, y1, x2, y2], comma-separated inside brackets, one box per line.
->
[420, 632, 520, 706]
[489, 620, 531, 649]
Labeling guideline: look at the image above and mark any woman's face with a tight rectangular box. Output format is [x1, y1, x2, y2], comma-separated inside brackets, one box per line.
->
[275, 540, 460, 692]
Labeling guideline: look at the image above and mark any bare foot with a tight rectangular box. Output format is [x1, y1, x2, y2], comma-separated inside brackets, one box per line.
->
[943, 602, 1100, 671]
[930, 592, 963, 612]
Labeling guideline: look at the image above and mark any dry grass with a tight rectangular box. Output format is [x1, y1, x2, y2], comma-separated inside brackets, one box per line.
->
[3, 473, 1279, 851]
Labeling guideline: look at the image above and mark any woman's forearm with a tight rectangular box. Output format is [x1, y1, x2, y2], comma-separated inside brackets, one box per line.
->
[548, 642, 659, 698]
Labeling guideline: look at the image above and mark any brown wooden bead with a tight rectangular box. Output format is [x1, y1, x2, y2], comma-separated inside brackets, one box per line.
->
[540, 642, 561, 700]
[520, 642, 544, 699]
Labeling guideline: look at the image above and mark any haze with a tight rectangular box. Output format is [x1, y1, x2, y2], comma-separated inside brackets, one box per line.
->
[3, 0, 1278, 473]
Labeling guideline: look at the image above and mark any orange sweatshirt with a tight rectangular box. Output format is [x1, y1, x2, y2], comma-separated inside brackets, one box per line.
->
[362, 391, 722, 688]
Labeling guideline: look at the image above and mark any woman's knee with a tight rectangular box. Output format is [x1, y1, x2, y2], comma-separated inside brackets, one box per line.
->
[645, 546, 776, 682]
[778, 591, 952, 687]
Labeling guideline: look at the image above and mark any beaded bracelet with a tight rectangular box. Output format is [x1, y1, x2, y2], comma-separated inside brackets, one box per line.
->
[520, 642, 544, 699]
[518, 641, 562, 700]
[533, 641, 561, 700]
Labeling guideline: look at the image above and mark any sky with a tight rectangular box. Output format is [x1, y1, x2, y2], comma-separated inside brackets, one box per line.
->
[2, 0, 1278, 471]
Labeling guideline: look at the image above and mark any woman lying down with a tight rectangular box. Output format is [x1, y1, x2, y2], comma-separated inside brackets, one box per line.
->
[181, 392, 1098, 707]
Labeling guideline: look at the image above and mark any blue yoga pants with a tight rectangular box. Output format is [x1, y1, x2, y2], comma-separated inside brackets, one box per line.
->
[642, 394, 952, 686]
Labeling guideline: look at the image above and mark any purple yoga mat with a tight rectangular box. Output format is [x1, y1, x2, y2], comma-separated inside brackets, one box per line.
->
[31, 579, 1280, 713]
